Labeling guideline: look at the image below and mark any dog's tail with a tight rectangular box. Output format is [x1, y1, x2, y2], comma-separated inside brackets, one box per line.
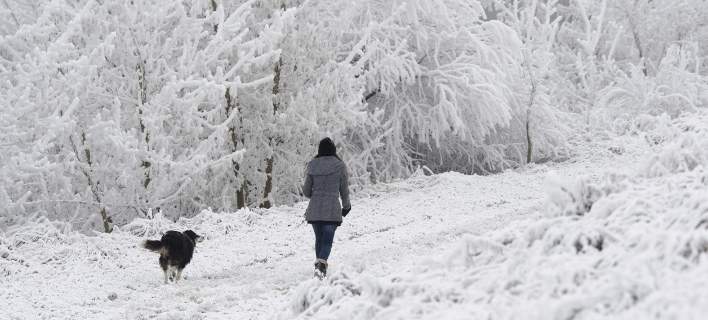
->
[143, 239, 163, 252]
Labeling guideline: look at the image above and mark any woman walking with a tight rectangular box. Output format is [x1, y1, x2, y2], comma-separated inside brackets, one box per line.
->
[303, 137, 351, 278]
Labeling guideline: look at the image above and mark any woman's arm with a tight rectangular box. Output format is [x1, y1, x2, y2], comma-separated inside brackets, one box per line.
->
[303, 172, 313, 199]
[339, 164, 351, 209]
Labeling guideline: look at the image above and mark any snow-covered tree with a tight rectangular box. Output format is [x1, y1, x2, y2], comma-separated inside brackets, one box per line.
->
[600, 44, 708, 118]
[9, 0, 704, 233]
[277, 0, 568, 188]
[564, 0, 707, 100]
[0, 0, 290, 231]
[487, 0, 569, 163]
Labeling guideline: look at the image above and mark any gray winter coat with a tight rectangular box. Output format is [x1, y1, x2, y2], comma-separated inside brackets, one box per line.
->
[303, 156, 351, 223]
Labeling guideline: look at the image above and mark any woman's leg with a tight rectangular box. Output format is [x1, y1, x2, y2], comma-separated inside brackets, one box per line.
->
[318, 224, 337, 260]
[312, 223, 322, 259]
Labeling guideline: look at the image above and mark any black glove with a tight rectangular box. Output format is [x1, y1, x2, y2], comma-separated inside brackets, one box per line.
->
[342, 206, 351, 217]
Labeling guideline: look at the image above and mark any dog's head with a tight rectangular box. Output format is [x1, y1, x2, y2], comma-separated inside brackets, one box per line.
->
[183, 230, 204, 244]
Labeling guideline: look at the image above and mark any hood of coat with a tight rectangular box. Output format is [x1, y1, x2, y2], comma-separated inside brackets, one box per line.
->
[307, 156, 344, 176]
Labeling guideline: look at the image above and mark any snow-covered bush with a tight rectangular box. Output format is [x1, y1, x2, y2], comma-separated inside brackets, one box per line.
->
[544, 171, 627, 217]
[643, 132, 708, 177]
[517, 0, 708, 128]
[599, 44, 708, 118]
[290, 274, 366, 316]
[0, 215, 75, 277]
[641, 112, 708, 177]
[120, 209, 177, 238]
[609, 113, 672, 137]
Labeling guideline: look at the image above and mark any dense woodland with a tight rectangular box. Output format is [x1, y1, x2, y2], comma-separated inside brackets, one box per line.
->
[1, 0, 707, 232]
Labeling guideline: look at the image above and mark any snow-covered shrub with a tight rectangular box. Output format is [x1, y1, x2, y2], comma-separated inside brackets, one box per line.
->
[522, 216, 613, 255]
[120, 209, 177, 238]
[121, 207, 264, 241]
[643, 132, 708, 177]
[445, 235, 506, 268]
[0, 215, 77, 277]
[290, 273, 365, 316]
[545, 172, 603, 217]
[599, 44, 708, 118]
[287, 268, 484, 320]
[177, 208, 262, 237]
[521, 0, 708, 131]
[5, 216, 74, 248]
[609, 113, 672, 136]
[642, 111, 708, 177]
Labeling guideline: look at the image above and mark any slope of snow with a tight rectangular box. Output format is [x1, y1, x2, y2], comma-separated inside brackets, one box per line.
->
[285, 112, 708, 320]
[2, 112, 705, 319]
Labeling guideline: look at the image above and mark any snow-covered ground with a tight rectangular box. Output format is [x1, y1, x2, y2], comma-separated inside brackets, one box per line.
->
[2, 112, 707, 319]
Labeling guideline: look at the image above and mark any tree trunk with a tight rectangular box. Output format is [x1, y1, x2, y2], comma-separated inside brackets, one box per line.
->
[210, 0, 218, 32]
[225, 87, 248, 209]
[70, 132, 113, 233]
[136, 61, 152, 190]
[526, 112, 533, 164]
[523, 51, 537, 164]
[237, 181, 247, 209]
[260, 157, 274, 208]
[100, 207, 112, 233]
[260, 58, 283, 209]
[135, 60, 152, 219]
[628, 18, 647, 76]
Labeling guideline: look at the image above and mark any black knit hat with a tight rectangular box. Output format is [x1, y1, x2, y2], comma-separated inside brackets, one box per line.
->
[317, 137, 337, 157]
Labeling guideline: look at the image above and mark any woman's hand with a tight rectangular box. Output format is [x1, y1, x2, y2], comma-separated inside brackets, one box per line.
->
[342, 206, 351, 217]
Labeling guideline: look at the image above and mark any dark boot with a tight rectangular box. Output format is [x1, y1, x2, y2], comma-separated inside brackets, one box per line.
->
[314, 259, 327, 279]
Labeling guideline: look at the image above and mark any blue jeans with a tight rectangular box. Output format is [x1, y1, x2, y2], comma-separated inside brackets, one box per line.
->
[312, 223, 337, 260]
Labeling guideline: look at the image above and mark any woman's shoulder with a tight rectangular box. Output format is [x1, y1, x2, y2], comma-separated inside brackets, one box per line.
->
[309, 155, 344, 164]
[307, 156, 345, 175]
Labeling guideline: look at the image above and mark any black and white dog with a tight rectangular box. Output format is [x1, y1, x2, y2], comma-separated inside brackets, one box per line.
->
[143, 230, 203, 283]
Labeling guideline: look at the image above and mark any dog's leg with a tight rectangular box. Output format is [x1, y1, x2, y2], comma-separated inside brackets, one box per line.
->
[160, 256, 169, 284]
[175, 268, 183, 282]
[167, 266, 176, 282]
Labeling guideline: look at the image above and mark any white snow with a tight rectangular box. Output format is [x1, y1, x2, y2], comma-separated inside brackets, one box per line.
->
[2, 1, 707, 319]
[6, 111, 705, 319]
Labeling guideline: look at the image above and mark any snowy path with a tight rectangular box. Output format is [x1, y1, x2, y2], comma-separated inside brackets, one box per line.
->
[1, 135, 649, 320]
